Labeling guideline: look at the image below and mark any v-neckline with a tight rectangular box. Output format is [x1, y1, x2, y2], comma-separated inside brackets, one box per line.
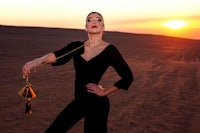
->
[80, 44, 111, 62]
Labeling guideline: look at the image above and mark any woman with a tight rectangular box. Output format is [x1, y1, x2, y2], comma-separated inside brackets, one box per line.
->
[22, 12, 133, 133]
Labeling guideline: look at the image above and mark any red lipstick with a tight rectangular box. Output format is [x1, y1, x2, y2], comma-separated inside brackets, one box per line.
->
[92, 25, 97, 28]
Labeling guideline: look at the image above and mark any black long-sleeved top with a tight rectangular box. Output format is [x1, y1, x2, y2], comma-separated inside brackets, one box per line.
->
[52, 41, 133, 98]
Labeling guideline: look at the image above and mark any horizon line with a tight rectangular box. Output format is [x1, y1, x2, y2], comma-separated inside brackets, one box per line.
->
[1, 24, 199, 41]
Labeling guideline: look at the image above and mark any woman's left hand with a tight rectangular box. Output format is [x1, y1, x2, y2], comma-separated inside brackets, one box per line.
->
[86, 83, 105, 97]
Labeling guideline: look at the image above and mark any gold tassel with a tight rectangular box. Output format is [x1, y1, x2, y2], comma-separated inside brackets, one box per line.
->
[18, 87, 26, 97]
[29, 86, 37, 98]
[18, 77, 36, 114]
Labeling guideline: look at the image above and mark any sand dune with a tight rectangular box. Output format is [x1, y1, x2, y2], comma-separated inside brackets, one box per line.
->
[0, 26, 200, 133]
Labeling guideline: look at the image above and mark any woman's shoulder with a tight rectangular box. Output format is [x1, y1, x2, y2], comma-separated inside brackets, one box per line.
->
[55, 41, 84, 54]
[106, 44, 119, 52]
[68, 41, 84, 48]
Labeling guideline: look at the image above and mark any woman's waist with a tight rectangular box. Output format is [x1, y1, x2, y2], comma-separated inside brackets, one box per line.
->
[74, 90, 108, 101]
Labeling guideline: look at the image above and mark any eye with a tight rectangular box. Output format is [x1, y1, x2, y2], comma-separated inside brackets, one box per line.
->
[87, 19, 92, 22]
[97, 18, 102, 22]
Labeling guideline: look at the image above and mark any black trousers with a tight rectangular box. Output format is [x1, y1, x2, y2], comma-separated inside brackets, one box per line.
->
[45, 96, 110, 133]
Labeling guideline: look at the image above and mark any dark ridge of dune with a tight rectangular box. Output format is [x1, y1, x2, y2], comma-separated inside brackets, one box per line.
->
[1, 25, 199, 56]
[0, 25, 86, 36]
[1, 25, 200, 133]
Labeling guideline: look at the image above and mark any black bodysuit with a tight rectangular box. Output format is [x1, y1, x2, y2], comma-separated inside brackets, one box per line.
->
[45, 41, 133, 133]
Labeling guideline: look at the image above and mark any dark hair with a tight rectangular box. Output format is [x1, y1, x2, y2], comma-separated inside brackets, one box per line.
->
[87, 12, 103, 19]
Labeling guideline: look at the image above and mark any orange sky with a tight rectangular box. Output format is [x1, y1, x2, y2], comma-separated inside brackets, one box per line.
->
[0, 0, 200, 39]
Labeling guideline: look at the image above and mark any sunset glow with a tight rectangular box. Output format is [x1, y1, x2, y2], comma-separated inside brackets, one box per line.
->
[164, 20, 188, 29]
[0, 0, 200, 39]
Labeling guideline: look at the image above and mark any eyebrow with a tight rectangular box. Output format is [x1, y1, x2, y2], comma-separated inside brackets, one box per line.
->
[87, 16, 102, 19]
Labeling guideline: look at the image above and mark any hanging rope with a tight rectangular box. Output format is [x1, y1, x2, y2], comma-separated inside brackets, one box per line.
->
[56, 43, 85, 60]
[18, 43, 85, 114]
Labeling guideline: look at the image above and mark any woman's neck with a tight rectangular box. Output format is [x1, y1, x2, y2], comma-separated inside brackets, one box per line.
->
[87, 33, 103, 47]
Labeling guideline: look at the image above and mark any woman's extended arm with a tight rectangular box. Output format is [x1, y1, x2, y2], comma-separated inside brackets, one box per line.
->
[22, 52, 56, 78]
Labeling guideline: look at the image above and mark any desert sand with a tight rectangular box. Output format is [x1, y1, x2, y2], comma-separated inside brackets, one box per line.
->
[0, 25, 200, 133]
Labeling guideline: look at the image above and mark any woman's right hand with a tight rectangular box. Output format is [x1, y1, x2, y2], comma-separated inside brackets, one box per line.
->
[22, 60, 36, 79]
[22, 52, 56, 79]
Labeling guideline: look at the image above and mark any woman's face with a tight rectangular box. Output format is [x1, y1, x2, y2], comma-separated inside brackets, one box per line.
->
[85, 13, 104, 34]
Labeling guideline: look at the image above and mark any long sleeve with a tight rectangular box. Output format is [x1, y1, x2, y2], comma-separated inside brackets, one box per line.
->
[109, 45, 133, 90]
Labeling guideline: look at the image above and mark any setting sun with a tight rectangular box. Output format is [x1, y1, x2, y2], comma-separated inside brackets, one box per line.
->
[164, 20, 188, 29]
